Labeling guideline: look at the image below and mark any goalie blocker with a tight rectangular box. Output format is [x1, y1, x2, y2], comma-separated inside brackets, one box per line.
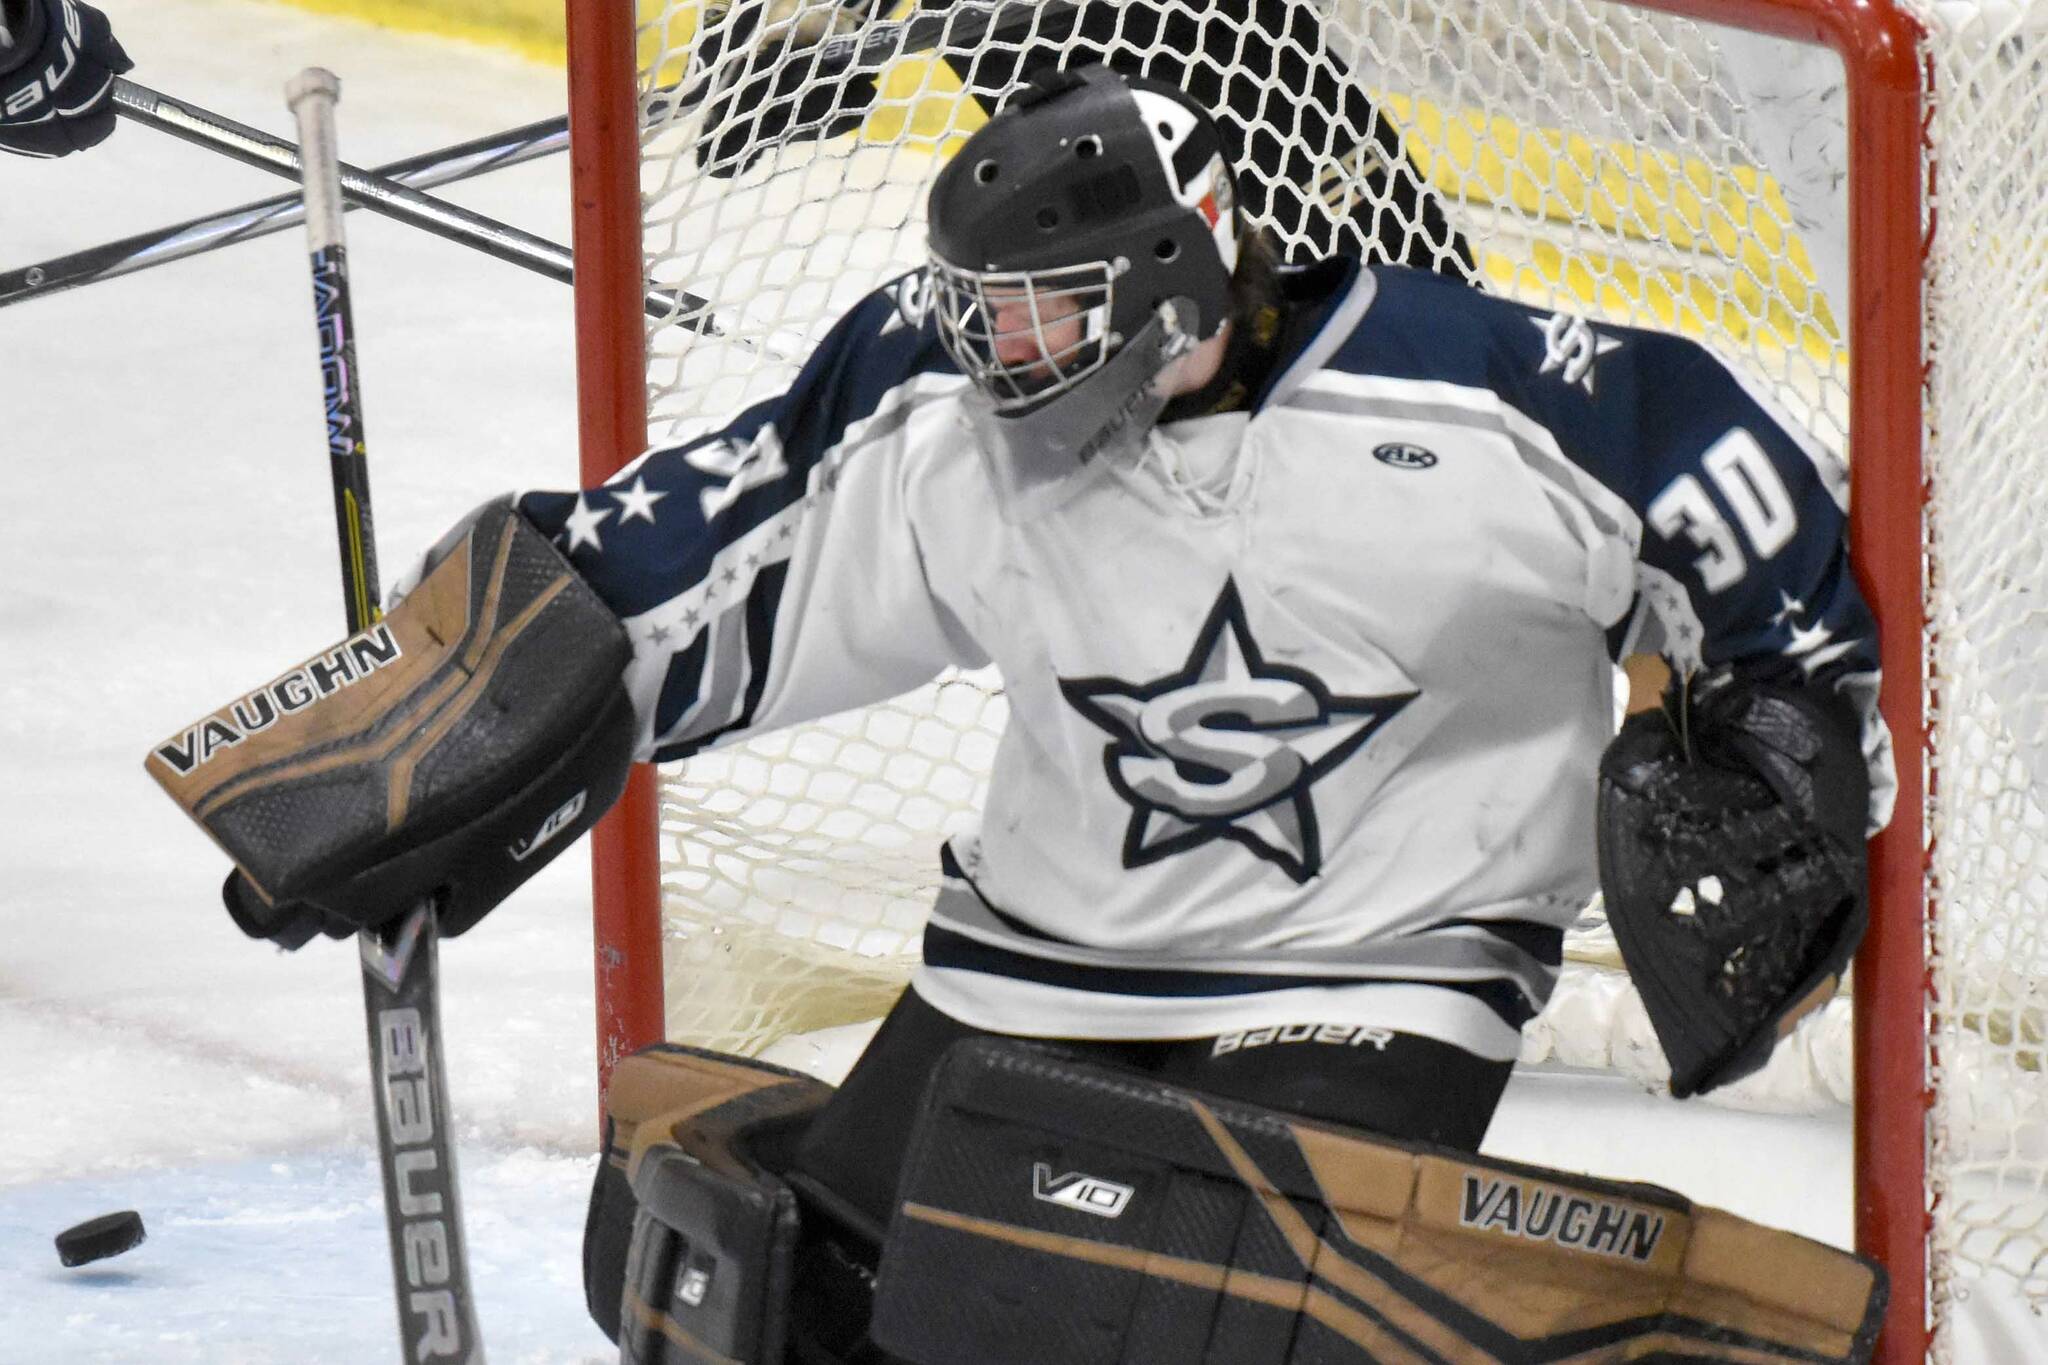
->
[144, 497, 635, 947]
[587, 1039, 1884, 1364]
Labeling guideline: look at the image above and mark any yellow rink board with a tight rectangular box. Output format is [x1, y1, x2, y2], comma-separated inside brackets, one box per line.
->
[270, 0, 569, 65]
[274, 0, 1841, 371]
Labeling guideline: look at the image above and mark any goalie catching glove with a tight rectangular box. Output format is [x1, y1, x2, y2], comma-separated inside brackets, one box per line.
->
[1598, 672, 1871, 1098]
[145, 498, 635, 948]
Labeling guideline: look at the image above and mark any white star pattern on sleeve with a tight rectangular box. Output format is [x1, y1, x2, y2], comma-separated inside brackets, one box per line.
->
[563, 494, 612, 552]
[1783, 617, 1860, 675]
[611, 476, 668, 525]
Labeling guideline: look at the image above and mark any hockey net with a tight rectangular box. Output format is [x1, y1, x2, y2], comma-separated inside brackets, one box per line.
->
[568, 0, 2048, 1357]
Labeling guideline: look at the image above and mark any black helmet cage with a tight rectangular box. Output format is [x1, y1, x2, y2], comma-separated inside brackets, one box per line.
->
[926, 66, 1240, 414]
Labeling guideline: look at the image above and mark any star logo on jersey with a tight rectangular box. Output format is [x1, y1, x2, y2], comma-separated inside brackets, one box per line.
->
[1531, 312, 1622, 394]
[1060, 580, 1417, 883]
[879, 269, 935, 337]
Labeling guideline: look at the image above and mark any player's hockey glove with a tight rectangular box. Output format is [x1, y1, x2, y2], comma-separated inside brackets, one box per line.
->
[145, 499, 637, 949]
[0, 0, 131, 158]
[1596, 673, 1870, 1098]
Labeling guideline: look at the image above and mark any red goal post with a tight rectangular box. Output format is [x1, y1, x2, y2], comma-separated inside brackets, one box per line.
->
[565, 0, 668, 1088]
[564, 0, 1939, 1357]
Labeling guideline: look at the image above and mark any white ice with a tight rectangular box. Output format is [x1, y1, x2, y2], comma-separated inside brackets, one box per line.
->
[0, 2, 2040, 1361]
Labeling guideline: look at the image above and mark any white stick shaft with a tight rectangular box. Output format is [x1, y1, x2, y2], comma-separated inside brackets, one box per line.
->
[285, 68, 346, 252]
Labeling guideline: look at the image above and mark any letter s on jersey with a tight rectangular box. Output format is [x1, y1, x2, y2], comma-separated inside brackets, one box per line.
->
[1121, 679, 1318, 817]
[1060, 579, 1417, 883]
[1647, 429, 1798, 593]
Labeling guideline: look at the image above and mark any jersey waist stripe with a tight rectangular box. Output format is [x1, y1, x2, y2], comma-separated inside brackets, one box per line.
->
[928, 859, 1564, 1009]
[908, 969, 1528, 1062]
[922, 922, 1542, 1028]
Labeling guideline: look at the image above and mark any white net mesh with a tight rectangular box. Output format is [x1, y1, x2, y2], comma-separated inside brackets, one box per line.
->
[622, 0, 2048, 1336]
[634, 0, 1849, 1064]
[1899, 0, 2048, 1343]
[657, 666, 1006, 1053]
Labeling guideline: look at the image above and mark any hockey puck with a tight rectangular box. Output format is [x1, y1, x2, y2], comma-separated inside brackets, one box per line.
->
[55, 1211, 146, 1267]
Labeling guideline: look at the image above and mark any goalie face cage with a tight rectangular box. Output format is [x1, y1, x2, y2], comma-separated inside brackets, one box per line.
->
[564, 1, 2048, 1358]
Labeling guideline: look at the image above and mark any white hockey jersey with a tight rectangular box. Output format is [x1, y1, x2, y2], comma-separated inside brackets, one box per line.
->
[518, 259, 1891, 1062]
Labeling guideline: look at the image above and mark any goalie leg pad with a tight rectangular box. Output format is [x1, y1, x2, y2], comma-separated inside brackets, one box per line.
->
[871, 1039, 1885, 1365]
[583, 1044, 834, 1364]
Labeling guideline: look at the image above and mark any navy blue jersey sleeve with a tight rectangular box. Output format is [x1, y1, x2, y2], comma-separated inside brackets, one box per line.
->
[1496, 304, 1872, 691]
[1473, 283, 1890, 828]
[517, 275, 986, 764]
[1336, 268, 1876, 693]
[1327, 268, 1890, 828]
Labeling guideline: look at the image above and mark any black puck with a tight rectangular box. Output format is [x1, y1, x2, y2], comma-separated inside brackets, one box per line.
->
[55, 1211, 146, 1267]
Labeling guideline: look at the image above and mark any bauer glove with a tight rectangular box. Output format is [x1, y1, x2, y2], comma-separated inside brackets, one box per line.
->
[0, 0, 132, 158]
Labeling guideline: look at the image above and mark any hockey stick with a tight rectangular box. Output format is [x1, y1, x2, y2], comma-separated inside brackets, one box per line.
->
[8, 1, 1069, 311]
[285, 68, 485, 1364]
[112, 79, 721, 335]
[0, 112, 572, 308]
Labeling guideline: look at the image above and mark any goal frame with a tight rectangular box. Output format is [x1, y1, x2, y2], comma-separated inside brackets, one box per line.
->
[562, 0, 1931, 1356]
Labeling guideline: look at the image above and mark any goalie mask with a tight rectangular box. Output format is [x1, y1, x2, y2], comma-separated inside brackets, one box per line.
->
[925, 66, 1240, 518]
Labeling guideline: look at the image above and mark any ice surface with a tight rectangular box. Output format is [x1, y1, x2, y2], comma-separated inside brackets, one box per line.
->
[1, 1, 2041, 1360]
[3, 1, 607, 1358]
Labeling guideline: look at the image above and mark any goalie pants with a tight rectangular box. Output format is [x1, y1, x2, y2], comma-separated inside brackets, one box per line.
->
[791, 986, 1514, 1239]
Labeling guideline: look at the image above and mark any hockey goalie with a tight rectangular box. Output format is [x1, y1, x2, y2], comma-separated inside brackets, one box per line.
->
[152, 64, 1893, 1363]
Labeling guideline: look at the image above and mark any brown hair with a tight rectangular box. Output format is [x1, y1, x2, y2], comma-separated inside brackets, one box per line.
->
[1229, 228, 1285, 345]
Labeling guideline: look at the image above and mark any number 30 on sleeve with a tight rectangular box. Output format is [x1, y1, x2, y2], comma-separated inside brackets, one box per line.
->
[1646, 429, 1798, 593]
